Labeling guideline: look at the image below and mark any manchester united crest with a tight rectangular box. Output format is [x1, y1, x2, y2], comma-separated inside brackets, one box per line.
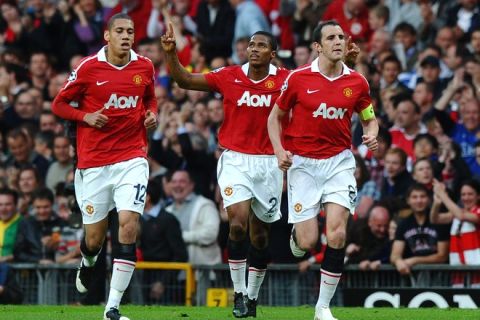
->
[294, 203, 302, 213]
[265, 80, 275, 89]
[133, 75, 142, 85]
[85, 204, 95, 215]
[224, 186, 233, 197]
[343, 87, 353, 98]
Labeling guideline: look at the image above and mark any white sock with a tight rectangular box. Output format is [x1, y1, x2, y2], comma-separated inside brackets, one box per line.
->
[105, 259, 136, 313]
[229, 259, 247, 295]
[247, 267, 266, 300]
[316, 269, 341, 309]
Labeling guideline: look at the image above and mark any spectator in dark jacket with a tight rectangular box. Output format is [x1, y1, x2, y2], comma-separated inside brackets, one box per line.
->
[0, 263, 22, 304]
[13, 187, 64, 263]
[139, 179, 187, 304]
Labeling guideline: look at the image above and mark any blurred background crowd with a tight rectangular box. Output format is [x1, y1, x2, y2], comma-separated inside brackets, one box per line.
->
[1, 0, 480, 304]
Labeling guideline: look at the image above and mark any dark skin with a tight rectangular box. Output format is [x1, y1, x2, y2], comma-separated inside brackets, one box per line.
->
[160, 23, 360, 248]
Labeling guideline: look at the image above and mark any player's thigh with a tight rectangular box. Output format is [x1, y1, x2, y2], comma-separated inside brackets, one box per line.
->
[323, 168, 357, 215]
[74, 167, 114, 225]
[217, 151, 254, 208]
[227, 200, 251, 226]
[250, 157, 283, 223]
[287, 157, 323, 224]
[112, 157, 149, 214]
[294, 216, 319, 246]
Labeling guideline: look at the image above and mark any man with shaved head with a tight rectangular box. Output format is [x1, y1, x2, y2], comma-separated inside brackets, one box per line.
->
[345, 205, 391, 270]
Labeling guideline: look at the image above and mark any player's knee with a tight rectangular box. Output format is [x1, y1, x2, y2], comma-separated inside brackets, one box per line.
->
[229, 222, 248, 241]
[85, 235, 104, 252]
[327, 230, 346, 247]
[119, 220, 138, 242]
[250, 233, 268, 250]
[297, 234, 317, 251]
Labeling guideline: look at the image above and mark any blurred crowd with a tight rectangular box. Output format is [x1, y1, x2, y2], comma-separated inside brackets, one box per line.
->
[1, 0, 480, 304]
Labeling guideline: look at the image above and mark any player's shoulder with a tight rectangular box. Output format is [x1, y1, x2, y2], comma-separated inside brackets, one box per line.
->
[210, 65, 238, 75]
[346, 67, 369, 85]
[285, 63, 311, 81]
[136, 53, 154, 66]
[274, 67, 291, 80]
[75, 54, 100, 72]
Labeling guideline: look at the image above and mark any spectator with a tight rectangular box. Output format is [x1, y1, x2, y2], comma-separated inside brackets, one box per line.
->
[386, 0, 422, 32]
[108, 0, 152, 44]
[354, 154, 380, 218]
[72, 0, 105, 55]
[389, 95, 427, 165]
[346, 205, 391, 270]
[379, 55, 410, 92]
[393, 22, 418, 71]
[361, 126, 392, 189]
[412, 82, 434, 119]
[45, 135, 73, 192]
[368, 4, 389, 32]
[3, 90, 39, 129]
[412, 158, 435, 198]
[39, 110, 61, 134]
[417, 55, 450, 101]
[34, 131, 54, 162]
[195, 0, 235, 63]
[5, 128, 50, 179]
[0, 188, 21, 263]
[381, 147, 414, 212]
[293, 43, 312, 68]
[230, 0, 270, 64]
[13, 187, 65, 263]
[431, 179, 480, 287]
[165, 170, 221, 304]
[140, 179, 188, 304]
[322, 0, 371, 43]
[28, 52, 51, 100]
[390, 184, 449, 277]
[17, 166, 41, 216]
[166, 170, 221, 265]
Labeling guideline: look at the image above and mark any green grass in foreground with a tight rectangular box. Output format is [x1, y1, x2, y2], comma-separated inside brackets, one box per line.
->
[0, 305, 477, 320]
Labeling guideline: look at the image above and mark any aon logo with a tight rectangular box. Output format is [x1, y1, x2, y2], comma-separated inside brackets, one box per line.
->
[104, 94, 139, 109]
[312, 103, 347, 119]
[237, 91, 272, 107]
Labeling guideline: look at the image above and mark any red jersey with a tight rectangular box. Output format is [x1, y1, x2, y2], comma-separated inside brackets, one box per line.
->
[205, 63, 289, 155]
[276, 59, 371, 159]
[52, 47, 157, 169]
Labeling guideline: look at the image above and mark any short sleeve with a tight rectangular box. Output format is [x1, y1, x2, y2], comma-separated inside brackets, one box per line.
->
[354, 75, 372, 114]
[204, 67, 227, 94]
[276, 74, 297, 112]
[395, 219, 407, 241]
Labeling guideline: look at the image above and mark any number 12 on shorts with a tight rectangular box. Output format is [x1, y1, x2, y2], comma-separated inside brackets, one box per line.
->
[133, 184, 146, 205]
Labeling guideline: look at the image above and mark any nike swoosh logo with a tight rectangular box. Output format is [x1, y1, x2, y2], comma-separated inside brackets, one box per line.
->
[323, 281, 336, 286]
[234, 79, 242, 83]
[134, 201, 143, 205]
[96, 81, 109, 86]
[116, 268, 130, 273]
[307, 89, 319, 94]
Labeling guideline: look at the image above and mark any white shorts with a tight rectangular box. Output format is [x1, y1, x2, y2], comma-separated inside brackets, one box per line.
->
[74, 157, 149, 224]
[287, 150, 357, 224]
[217, 150, 283, 223]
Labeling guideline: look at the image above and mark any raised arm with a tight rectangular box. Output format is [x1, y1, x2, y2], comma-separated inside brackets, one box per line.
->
[160, 23, 210, 91]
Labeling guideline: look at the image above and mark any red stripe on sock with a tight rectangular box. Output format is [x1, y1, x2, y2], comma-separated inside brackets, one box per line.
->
[228, 259, 247, 264]
[248, 267, 266, 272]
[113, 259, 136, 267]
[320, 269, 341, 278]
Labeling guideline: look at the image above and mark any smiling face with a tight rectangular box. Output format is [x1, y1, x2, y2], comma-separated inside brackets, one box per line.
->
[315, 25, 345, 63]
[104, 18, 135, 58]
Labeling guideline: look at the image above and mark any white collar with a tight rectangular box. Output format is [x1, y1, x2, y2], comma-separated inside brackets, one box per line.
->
[241, 63, 277, 76]
[311, 58, 350, 81]
[97, 46, 138, 63]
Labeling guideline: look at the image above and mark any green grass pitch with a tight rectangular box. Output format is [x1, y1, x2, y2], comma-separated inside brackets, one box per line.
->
[1, 305, 478, 320]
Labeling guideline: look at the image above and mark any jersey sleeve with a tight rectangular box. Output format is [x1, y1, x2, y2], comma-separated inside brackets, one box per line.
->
[275, 74, 297, 112]
[51, 66, 88, 122]
[204, 67, 226, 93]
[354, 75, 373, 115]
